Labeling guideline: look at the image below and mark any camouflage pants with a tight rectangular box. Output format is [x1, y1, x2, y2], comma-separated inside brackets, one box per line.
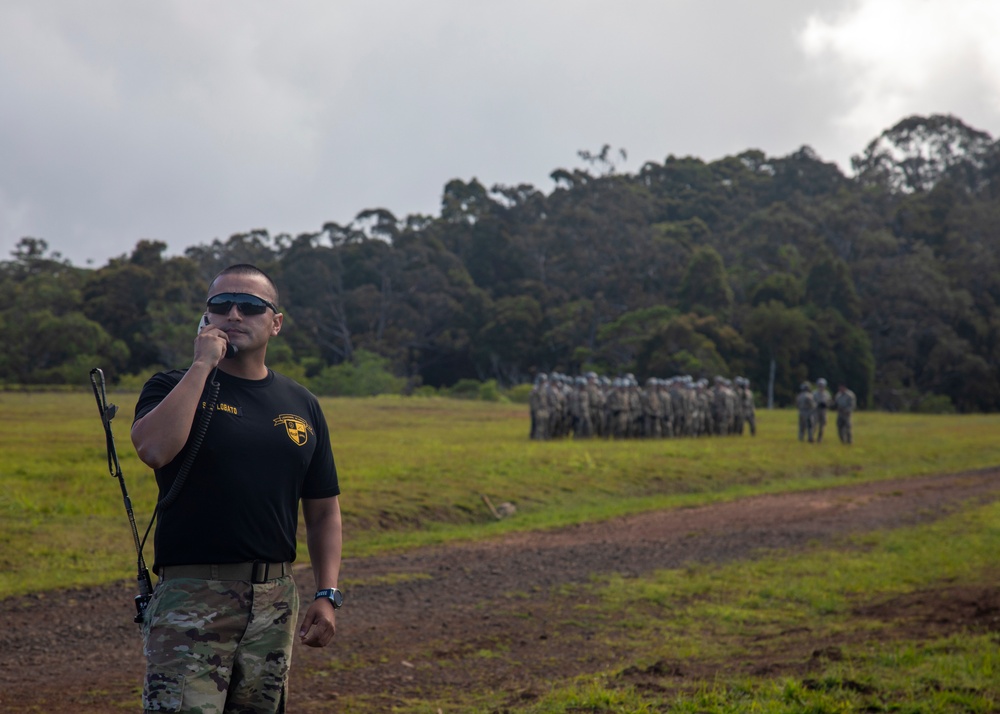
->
[837, 412, 853, 444]
[141, 576, 299, 713]
[531, 409, 550, 439]
[798, 412, 814, 442]
[611, 411, 628, 439]
[813, 408, 828, 442]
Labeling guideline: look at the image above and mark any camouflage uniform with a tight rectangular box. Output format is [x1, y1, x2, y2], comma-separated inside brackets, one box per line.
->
[526, 372, 762, 442]
[812, 379, 832, 443]
[694, 380, 711, 437]
[834, 385, 857, 444]
[732, 377, 745, 435]
[796, 384, 815, 442]
[710, 377, 736, 436]
[142, 574, 298, 713]
[529, 375, 551, 440]
[606, 379, 630, 439]
[641, 379, 661, 438]
[670, 380, 690, 437]
[626, 379, 643, 438]
[585, 374, 606, 438]
[550, 375, 570, 438]
[737, 378, 756, 436]
[569, 378, 593, 438]
[656, 380, 674, 437]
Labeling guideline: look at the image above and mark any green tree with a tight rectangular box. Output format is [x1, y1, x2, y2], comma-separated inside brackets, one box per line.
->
[476, 295, 543, 383]
[743, 301, 813, 407]
[852, 114, 994, 193]
[750, 273, 803, 307]
[594, 306, 677, 375]
[635, 314, 730, 379]
[679, 246, 733, 318]
[804, 254, 862, 321]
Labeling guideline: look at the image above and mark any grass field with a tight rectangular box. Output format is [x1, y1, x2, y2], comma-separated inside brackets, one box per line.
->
[1, 391, 998, 712]
[2, 391, 1000, 598]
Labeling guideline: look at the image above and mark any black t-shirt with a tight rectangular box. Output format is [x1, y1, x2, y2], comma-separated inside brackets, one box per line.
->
[134, 368, 339, 571]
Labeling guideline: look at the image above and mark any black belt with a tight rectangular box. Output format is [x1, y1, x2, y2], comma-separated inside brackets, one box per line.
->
[158, 561, 291, 583]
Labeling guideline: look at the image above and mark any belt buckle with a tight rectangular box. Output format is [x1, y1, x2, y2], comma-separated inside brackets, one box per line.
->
[251, 560, 269, 584]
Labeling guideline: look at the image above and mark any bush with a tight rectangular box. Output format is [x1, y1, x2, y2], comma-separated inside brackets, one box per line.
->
[912, 394, 956, 414]
[410, 385, 439, 398]
[447, 379, 482, 399]
[478, 379, 502, 402]
[117, 368, 168, 391]
[505, 383, 533, 404]
[269, 361, 310, 385]
[308, 350, 405, 397]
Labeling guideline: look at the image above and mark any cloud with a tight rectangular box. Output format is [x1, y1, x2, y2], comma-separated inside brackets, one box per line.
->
[799, 0, 1000, 147]
[3, 0, 998, 267]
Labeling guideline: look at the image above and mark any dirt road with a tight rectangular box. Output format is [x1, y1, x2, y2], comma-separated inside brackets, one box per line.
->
[1, 470, 998, 712]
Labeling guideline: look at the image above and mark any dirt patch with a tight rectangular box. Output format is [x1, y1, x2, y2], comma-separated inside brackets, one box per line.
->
[853, 583, 1000, 634]
[1, 470, 998, 712]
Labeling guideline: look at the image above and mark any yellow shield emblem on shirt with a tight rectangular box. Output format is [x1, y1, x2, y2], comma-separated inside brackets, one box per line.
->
[274, 414, 313, 446]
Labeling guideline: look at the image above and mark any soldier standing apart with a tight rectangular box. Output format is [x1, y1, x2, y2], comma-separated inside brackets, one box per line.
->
[812, 377, 832, 443]
[834, 383, 857, 444]
[131, 264, 342, 713]
[796, 382, 815, 442]
[738, 377, 756, 436]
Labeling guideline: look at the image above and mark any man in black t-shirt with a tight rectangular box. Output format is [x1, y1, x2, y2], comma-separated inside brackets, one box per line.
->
[132, 264, 342, 714]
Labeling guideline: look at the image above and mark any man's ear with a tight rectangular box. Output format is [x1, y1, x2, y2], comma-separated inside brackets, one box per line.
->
[271, 312, 283, 336]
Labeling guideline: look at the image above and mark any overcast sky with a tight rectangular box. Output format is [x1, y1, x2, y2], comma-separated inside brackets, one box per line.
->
[2, 0, 999, 268]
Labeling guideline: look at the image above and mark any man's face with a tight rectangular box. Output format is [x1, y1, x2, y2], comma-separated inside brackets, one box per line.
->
[205, 272, 282, 355]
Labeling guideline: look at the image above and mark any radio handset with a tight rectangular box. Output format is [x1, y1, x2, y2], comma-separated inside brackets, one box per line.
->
[199, 314, 237, 359]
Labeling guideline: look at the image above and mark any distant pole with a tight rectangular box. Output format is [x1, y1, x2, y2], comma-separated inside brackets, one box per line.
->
[767, 357, 776, 409]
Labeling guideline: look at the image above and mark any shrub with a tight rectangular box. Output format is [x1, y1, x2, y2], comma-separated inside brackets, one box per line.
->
[447, 379, 482, 399]
[478, 379, 502, 402]
[309, 350, 405, 397]
[269, 361, 309, 385]
[506, 383, 533, 404]
[410, 385, 439, 398]
[912, 394, 956, 414]
[117, 368, 168, 391]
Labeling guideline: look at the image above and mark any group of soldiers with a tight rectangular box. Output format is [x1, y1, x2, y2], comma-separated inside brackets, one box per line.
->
[529, 372, 757, 441]
[795, 378, 857, 444]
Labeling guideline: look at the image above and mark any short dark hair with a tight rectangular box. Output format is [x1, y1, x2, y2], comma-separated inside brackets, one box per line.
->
[210, 264, 279, 304]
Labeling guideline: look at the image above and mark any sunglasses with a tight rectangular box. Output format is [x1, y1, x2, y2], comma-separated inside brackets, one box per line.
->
[206, 292, 279, 316]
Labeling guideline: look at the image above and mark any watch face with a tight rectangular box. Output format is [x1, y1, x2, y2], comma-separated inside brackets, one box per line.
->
[316, 588, 344, 608]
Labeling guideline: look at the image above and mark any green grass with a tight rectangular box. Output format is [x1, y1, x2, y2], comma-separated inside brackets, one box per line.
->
[2, 392, 1000, 597]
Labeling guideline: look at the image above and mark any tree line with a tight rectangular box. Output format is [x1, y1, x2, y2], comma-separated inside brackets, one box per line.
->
[3, 113, 999, 411]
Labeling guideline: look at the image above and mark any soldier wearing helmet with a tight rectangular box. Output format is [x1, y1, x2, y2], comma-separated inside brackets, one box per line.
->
[529, 373, 550, 440]
[812, 377, 832, 443]
[737, 377, 756, 436]
[796, 382, 815, 442]
[570, 376, 593, 439]
[834, 383, 857, 444]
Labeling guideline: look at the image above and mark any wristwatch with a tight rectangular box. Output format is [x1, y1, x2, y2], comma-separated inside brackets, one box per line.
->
[314, 587, 344, 609]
